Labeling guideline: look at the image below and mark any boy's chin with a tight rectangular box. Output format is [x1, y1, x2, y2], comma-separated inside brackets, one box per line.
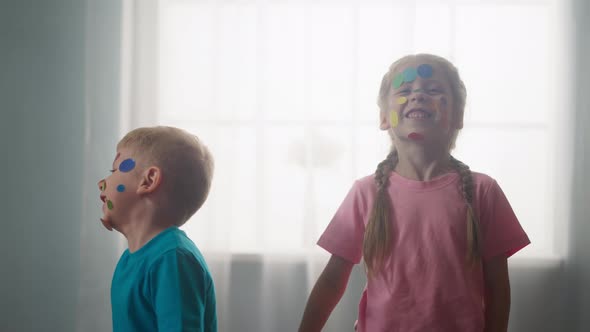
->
[100, 218, 114, 231]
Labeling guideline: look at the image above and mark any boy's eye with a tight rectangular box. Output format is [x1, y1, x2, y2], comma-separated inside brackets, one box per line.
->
[110, 169, 116, 173]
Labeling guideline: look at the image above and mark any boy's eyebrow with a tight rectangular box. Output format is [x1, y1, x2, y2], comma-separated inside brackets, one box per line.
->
[112, 152, 121, 169]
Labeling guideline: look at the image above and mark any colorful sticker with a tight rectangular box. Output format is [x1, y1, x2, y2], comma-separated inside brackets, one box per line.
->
[107, 200, 114, 210]
[393, 73, 405, 89]
[402, 67, 418, 83]
[119, 158, 136, 173]
[395, 96, 408, 105]
[390, 111, 399, 127]
[117, 184, 125, 192]
[99, 180, 106, 192]
[408, 132, 424, 140]
[417, 64, 433, 78]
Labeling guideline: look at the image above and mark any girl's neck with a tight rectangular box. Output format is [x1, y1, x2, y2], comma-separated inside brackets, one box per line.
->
[394, 143, 452, 181]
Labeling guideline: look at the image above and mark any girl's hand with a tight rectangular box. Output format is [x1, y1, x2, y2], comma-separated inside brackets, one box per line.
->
[483, 255, 511, 332]
[298, 254, 354, 332]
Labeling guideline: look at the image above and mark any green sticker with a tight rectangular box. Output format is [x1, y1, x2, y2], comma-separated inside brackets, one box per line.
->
[393, 73, 405, 89]
[107, 200, 114, 210]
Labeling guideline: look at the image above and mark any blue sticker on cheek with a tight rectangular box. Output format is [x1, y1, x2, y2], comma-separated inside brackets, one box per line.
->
[417, 64, 433, 78]
[117, 184, 126, 192]
[119, 158, 136, 172]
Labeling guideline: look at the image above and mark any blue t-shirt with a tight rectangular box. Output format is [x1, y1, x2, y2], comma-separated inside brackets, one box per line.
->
[111, 227, 217, 332]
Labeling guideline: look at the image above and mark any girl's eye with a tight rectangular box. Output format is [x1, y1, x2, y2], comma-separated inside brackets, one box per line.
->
[110, 169, 116, 173]
[397, 89, 411, 95]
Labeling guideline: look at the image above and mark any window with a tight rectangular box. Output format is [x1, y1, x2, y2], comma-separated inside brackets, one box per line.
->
[125, 0, 570, 258]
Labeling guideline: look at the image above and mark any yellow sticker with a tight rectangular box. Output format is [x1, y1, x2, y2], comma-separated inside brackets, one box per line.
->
[390, 111, 399, 127]
[396, 96, 408, 105]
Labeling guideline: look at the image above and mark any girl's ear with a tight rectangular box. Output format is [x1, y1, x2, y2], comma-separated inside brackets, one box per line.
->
[380, 111, 391, 130]
[455, 115, 464, 130]
[452, 107, 464, 130]
[137, 166, 162, 195]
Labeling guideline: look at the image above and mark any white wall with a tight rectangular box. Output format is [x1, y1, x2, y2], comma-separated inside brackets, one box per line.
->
[0, 1, 122, 331]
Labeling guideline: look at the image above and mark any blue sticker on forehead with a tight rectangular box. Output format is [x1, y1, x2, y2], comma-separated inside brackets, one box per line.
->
[117, 184, 126, 192]
[417, 64, 433, 78]
[119, 158, 136, 172]
[403, 67, 418, 83]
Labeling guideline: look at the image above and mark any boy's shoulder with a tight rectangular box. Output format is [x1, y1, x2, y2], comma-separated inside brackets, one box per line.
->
[142, 228, 212, 278]
[140, 227, 205, 264]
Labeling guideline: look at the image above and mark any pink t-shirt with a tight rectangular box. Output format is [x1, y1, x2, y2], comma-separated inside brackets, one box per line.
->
[318, 171, 530, 332]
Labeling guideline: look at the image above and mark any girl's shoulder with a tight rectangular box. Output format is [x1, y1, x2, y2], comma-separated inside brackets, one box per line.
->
[355, 173, 378, 187]
[351, 171, 501, 194]
[470, 171, 499, 188]
[469, 171, 507, 201]
[348, 174, 378, 198]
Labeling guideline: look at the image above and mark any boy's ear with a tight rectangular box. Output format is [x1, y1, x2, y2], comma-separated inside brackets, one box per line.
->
[137, 166, 162, 195]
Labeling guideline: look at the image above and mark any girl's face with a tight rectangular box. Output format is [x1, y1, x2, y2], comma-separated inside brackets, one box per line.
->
[380, 60, 462, 144]
[97, 148, 141, 231]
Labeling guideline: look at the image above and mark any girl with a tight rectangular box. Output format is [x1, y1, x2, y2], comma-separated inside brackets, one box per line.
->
[298, 54, 530, 332]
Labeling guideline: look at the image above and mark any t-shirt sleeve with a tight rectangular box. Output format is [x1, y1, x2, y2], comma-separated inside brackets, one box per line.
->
[317, 180, 367, 264]
[479, 180, 531, 261]
[148, 249, 214, 332]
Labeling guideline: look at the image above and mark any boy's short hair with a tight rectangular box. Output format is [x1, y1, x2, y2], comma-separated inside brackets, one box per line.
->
[118, 126, 214, 226]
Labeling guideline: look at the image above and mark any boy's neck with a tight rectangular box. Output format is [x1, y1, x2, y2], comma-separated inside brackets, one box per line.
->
[394, 143, 452, 181]
[125, 222, 172, 253]
[119, 208, 177, 253]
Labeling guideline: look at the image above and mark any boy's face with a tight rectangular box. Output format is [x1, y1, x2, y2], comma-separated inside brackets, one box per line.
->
[97, 148, 141, 231]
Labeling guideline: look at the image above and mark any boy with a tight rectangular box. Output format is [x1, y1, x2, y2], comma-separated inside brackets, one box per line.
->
[98, 126, 217, 331]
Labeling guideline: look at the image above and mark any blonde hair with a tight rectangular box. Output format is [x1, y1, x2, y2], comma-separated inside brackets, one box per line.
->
[118, 126, 214, 226]
[363, 54, 480, 277]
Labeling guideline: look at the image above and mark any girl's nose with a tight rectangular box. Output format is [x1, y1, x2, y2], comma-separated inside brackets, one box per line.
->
[410, 89, 427, 102]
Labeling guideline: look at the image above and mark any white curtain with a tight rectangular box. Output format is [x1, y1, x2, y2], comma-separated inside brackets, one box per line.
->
[119, 0, 572, 330]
